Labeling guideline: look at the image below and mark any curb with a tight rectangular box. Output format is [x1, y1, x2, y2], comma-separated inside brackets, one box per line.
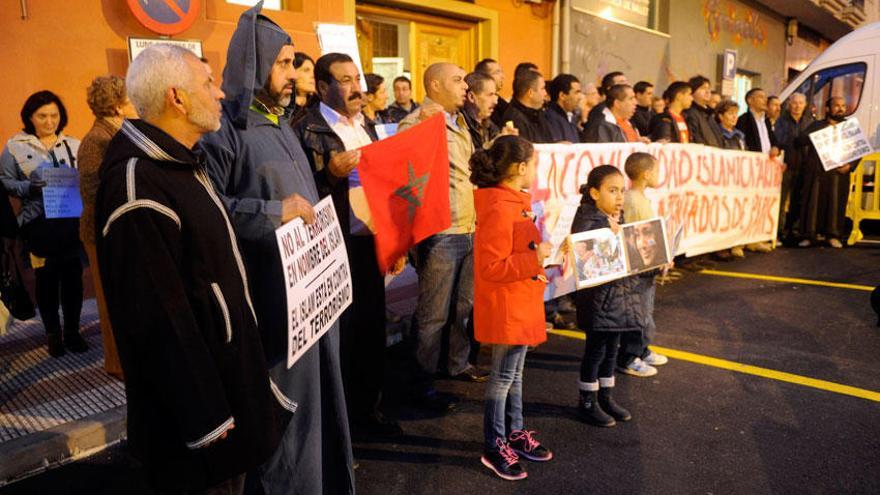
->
[0, 407, 127, 487]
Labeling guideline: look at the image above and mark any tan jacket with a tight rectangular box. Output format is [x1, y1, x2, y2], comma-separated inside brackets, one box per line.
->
[78, 118, 119, 245]
[398, 97, 476, 234]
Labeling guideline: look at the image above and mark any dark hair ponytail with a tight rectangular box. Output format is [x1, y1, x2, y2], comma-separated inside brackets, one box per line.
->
[579, 164, 623, 204]
[469, 135, 534, 188]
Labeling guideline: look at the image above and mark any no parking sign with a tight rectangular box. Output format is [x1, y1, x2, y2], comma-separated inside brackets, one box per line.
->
[127, 0, 201, 36]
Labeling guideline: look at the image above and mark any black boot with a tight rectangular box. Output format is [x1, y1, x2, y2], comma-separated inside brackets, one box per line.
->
[47, 333, 65, 358]
[599, 388, 632, 422]
[63, 331, 89, 353]
[578, 390, 615, 427]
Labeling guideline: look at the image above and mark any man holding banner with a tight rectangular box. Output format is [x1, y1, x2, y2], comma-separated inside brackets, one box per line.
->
[293, 52, 406, 437]
[200, 4, 354, 494]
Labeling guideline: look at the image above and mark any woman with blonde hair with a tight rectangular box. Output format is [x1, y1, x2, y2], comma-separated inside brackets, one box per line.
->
[78, 75, 137, 375]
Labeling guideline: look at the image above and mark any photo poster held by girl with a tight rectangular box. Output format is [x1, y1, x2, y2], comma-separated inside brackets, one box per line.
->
[568, 217, 672, 289]
[533, 142, 783, 299]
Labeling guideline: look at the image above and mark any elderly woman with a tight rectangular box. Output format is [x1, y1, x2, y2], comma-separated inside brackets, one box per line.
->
[78, 76, 136, 376]
[0, 91, 84, 357]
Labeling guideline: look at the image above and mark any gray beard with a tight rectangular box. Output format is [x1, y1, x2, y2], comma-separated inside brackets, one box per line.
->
[188, 111, 221, 133]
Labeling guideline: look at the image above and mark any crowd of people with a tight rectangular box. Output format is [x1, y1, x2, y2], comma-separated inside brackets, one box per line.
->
[0, 3, 858, 493]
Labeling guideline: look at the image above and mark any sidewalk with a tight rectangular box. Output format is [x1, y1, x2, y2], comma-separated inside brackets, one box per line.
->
[0, 268, 421, 488]
[0, 299, 126, 487]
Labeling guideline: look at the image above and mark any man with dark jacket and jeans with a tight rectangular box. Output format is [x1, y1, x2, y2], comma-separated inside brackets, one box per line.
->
[545, 73, 582, 143]
[292, 52, 405, 437]
[501, 70, 552, 143]
[683, 75, 723, 148]
[97, 44, 285, 494]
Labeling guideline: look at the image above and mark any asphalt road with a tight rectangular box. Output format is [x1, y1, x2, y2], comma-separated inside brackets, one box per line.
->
[4, 244, 879, 495]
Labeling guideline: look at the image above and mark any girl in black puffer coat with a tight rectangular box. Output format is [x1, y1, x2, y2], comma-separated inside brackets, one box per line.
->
[571, 165, 647, 427]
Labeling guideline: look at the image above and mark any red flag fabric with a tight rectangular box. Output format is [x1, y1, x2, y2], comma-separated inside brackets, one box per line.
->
[358, 113, 451, 272]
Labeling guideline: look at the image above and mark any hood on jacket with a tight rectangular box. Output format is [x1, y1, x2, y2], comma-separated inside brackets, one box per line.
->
[101, 119, 198, 180]
[221, 1, 292, 129]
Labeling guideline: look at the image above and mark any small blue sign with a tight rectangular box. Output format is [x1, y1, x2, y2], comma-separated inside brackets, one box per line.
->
[722, 49, 737, 81]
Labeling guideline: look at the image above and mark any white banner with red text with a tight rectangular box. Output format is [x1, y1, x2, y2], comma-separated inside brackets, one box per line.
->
[532, 142, 784, 300]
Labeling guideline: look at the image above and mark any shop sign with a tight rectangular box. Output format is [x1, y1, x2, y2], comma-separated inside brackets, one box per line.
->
[702, 0, 767, 47]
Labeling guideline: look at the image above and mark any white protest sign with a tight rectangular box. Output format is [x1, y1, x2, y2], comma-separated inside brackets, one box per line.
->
[275, 196, 352, 369]
[808, 118, 874, 171]
[42, 168, 82, 219]
[315, 23, 367, 91]
[128, 37, 203, 61]
[375, 123, 398, 140]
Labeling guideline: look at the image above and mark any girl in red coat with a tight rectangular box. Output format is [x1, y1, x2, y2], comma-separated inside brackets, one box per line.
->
[470, 136, 554, 481]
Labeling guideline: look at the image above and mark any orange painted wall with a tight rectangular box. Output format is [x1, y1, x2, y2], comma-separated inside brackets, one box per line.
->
[0, 0, 551, 139]
[475, 0, 554, 99]
[0, 0, 344, 141]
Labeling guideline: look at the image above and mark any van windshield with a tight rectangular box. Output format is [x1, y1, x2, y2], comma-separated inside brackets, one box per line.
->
[788, 62, 867, 120]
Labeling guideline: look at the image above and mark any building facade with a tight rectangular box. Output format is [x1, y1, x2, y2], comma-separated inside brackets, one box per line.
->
[565, 0, 878, 107]
[0, 0, 553, 140]
[2, 0, 876, 139]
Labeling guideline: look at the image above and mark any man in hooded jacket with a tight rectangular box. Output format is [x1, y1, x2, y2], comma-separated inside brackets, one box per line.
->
[199, 3, 355, 494]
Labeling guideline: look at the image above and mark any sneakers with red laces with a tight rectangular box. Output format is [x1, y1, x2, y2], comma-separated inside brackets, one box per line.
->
[481, 439, 527, 480]
[508, 429, 553, 462]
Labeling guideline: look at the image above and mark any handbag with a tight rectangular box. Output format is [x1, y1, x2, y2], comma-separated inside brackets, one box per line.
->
[0, 240, 36, 321]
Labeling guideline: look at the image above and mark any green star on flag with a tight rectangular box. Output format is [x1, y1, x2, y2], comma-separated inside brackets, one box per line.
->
[355, 113, 451, 272]
[394, 161, 430, 222]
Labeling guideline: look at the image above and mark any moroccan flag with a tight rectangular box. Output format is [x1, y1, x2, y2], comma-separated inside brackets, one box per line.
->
[358, 113, 451, 272]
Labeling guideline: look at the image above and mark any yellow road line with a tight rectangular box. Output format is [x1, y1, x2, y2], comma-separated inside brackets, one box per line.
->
[699, 269, 875, 292]
[548, 329, 880, 402]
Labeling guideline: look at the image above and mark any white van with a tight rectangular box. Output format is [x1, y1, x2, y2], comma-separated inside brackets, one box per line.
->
[779, 21, 880, 148]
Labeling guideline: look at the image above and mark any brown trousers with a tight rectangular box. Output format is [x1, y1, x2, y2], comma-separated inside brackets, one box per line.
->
[83, 241, 122, 378]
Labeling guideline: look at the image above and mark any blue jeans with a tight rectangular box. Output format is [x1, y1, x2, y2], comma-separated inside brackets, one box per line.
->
[483, 345, 528, 451]
[412, 234, 474, 378]
[618, 276, 656, 366]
